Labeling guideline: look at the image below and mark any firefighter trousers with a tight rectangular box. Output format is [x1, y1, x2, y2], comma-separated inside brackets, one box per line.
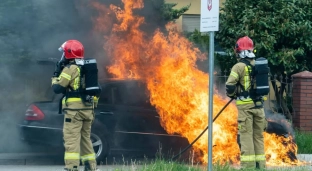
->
[63, 109, 97, 171]
[237, 106, 267, 169]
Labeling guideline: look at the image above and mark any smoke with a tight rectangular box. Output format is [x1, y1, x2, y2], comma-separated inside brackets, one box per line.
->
[265, 110, 295, 138]
[0, 0, 99, 153]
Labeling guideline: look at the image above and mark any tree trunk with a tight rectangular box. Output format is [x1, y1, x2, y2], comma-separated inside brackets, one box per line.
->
[270, 79, 292, 121]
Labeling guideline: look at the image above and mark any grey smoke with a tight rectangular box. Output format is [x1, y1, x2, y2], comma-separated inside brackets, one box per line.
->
[265, 109, 295, 139]
[0, 0, 96, 153]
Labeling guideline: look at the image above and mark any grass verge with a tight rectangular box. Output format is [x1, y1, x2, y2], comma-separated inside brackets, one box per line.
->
[295, 129, 312, 154]
[106, 158, 310, 171]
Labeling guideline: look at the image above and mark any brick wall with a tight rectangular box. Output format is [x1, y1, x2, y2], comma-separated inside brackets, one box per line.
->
[292, 71, 312, 131]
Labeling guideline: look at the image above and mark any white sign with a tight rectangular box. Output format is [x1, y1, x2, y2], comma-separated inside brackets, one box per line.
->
[200, 0, 220, 32]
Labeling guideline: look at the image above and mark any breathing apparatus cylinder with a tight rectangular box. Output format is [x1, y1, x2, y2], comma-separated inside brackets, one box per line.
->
[254, 57, 270, 96]
[82, 58, 101, 97]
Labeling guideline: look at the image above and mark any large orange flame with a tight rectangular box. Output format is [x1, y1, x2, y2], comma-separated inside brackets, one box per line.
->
[91, 0, 303, 166]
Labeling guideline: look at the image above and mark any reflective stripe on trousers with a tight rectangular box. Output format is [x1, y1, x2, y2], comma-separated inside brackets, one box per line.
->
[241, 154, 265, 162]
[81, 153, 96, 162]
[65, 152, 80, 160]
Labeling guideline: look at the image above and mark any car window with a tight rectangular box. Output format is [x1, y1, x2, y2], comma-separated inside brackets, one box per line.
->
[100, 84, 123, 105]
[100, 81, 153, 109]
[120, 81, 153, 109]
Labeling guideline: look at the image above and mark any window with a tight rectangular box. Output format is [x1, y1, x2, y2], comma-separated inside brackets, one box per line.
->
[182, 14, 200, 32]
[100, 81, 153, 108]
[100, 84, 123, 105]
[123, 81, 152, 108]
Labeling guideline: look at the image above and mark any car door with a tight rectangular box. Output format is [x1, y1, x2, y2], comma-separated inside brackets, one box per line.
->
[115, 81, 189, 155]
[95, 81, 158, 152]
[113, 81, 173, 154]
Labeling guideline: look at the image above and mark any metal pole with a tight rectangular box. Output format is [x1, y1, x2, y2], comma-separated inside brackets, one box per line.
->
[208, 31, 215, 171]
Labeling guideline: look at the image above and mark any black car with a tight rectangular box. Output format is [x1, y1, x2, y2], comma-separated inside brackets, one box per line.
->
[18, 79, 189, 162]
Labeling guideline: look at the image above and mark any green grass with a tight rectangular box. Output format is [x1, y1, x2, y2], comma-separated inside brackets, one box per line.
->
[295, 129, 312, 154]
[106, 129, 312, 171]
[108, 158, 311, 171]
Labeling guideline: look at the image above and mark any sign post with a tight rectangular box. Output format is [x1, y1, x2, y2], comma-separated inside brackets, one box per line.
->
[200, 0, 219, 170]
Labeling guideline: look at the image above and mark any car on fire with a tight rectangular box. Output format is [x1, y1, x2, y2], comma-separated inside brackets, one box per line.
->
[18, 79, 190, 162]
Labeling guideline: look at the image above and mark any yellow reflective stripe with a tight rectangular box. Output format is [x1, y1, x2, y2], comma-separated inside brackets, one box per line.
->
[73, 77, 79, 90]
[59, 73, 71, 80]
[230, 71, 238, 78]
[64, 152, 80, 160]
[81, 153, 96, 162]
[255, 154, 266, 161]
[66, 98, 82, 102]
[94, 97, 99, 102]
[241, 155, 255, 162]
[238, 124, 242, 130]
[62, 98, 82, 104]
[73, 68, 80, 90]
[244, 66, 250, 90]
[236, 98, 254, 105]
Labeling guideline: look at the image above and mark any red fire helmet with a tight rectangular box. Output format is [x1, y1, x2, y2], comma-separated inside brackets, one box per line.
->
[235, 36, 254, 52]
[59, 40, 84, 59]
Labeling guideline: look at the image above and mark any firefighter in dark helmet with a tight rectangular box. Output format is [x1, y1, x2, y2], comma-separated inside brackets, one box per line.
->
[51, 40, 100, 171]
[226, 36, 267, 169]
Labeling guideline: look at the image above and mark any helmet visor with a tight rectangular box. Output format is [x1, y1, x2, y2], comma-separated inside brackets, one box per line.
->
[238, 50, 255, 58]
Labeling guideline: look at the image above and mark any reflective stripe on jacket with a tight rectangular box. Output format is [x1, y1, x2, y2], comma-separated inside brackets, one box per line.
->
[226, 59, 255, 105]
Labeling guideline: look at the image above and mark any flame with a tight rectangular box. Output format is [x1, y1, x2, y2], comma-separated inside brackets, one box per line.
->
[264, 133, 301, 166]
[91, 0, 304, 166]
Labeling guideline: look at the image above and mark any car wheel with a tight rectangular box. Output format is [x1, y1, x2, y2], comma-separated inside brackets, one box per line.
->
[91, 120, 110, 163]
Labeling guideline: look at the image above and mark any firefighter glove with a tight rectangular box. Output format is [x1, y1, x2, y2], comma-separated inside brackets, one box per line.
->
[53, 62, 63, 77]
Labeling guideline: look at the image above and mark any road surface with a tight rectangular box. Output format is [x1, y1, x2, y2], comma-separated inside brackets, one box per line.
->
[0, 154, 311, 171]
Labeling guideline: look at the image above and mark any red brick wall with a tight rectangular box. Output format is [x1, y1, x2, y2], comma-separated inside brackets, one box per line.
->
[292, 71, 312, 131]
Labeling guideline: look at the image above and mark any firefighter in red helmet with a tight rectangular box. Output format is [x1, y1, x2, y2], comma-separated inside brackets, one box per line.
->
[51, 40, 99, 171]
[225, 36, 266, 169]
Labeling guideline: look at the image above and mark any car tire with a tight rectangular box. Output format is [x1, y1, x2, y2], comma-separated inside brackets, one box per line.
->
[91, 119, 110, 164]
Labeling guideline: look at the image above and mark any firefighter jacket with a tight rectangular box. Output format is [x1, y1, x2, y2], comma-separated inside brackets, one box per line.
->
[51, 63, 99, 110]
[226, 58, 255, 108]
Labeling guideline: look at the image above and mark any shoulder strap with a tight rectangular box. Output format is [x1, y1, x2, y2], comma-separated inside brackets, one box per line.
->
[239, 59, 251, 67]
[236, 59, 255, 98]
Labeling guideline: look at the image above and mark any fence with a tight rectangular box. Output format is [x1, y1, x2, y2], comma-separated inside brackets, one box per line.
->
[214, 72, 294, 120]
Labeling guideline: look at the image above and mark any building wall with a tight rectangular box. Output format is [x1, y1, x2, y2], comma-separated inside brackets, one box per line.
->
[166, 0, 226, 31]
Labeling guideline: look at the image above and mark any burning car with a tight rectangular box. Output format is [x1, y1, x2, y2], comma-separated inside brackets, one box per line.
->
[18, 77, 301, 166]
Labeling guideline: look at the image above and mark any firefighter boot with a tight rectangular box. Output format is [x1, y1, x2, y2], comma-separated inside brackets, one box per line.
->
[84, 162, 91, 171]
[63, 167, 78, 171]
[84, 161, 99, 171]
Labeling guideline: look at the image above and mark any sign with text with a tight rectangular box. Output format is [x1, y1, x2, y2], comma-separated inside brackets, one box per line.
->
[200, 0, 220, 32]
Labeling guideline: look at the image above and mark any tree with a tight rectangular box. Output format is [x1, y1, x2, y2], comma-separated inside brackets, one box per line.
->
[148, 0, 190, 26]
[215, 0, 312, 120]
[160, 1, 190, 21]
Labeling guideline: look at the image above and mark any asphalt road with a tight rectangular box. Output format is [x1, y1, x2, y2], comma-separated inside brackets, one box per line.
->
[0, 165, 135, 171]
